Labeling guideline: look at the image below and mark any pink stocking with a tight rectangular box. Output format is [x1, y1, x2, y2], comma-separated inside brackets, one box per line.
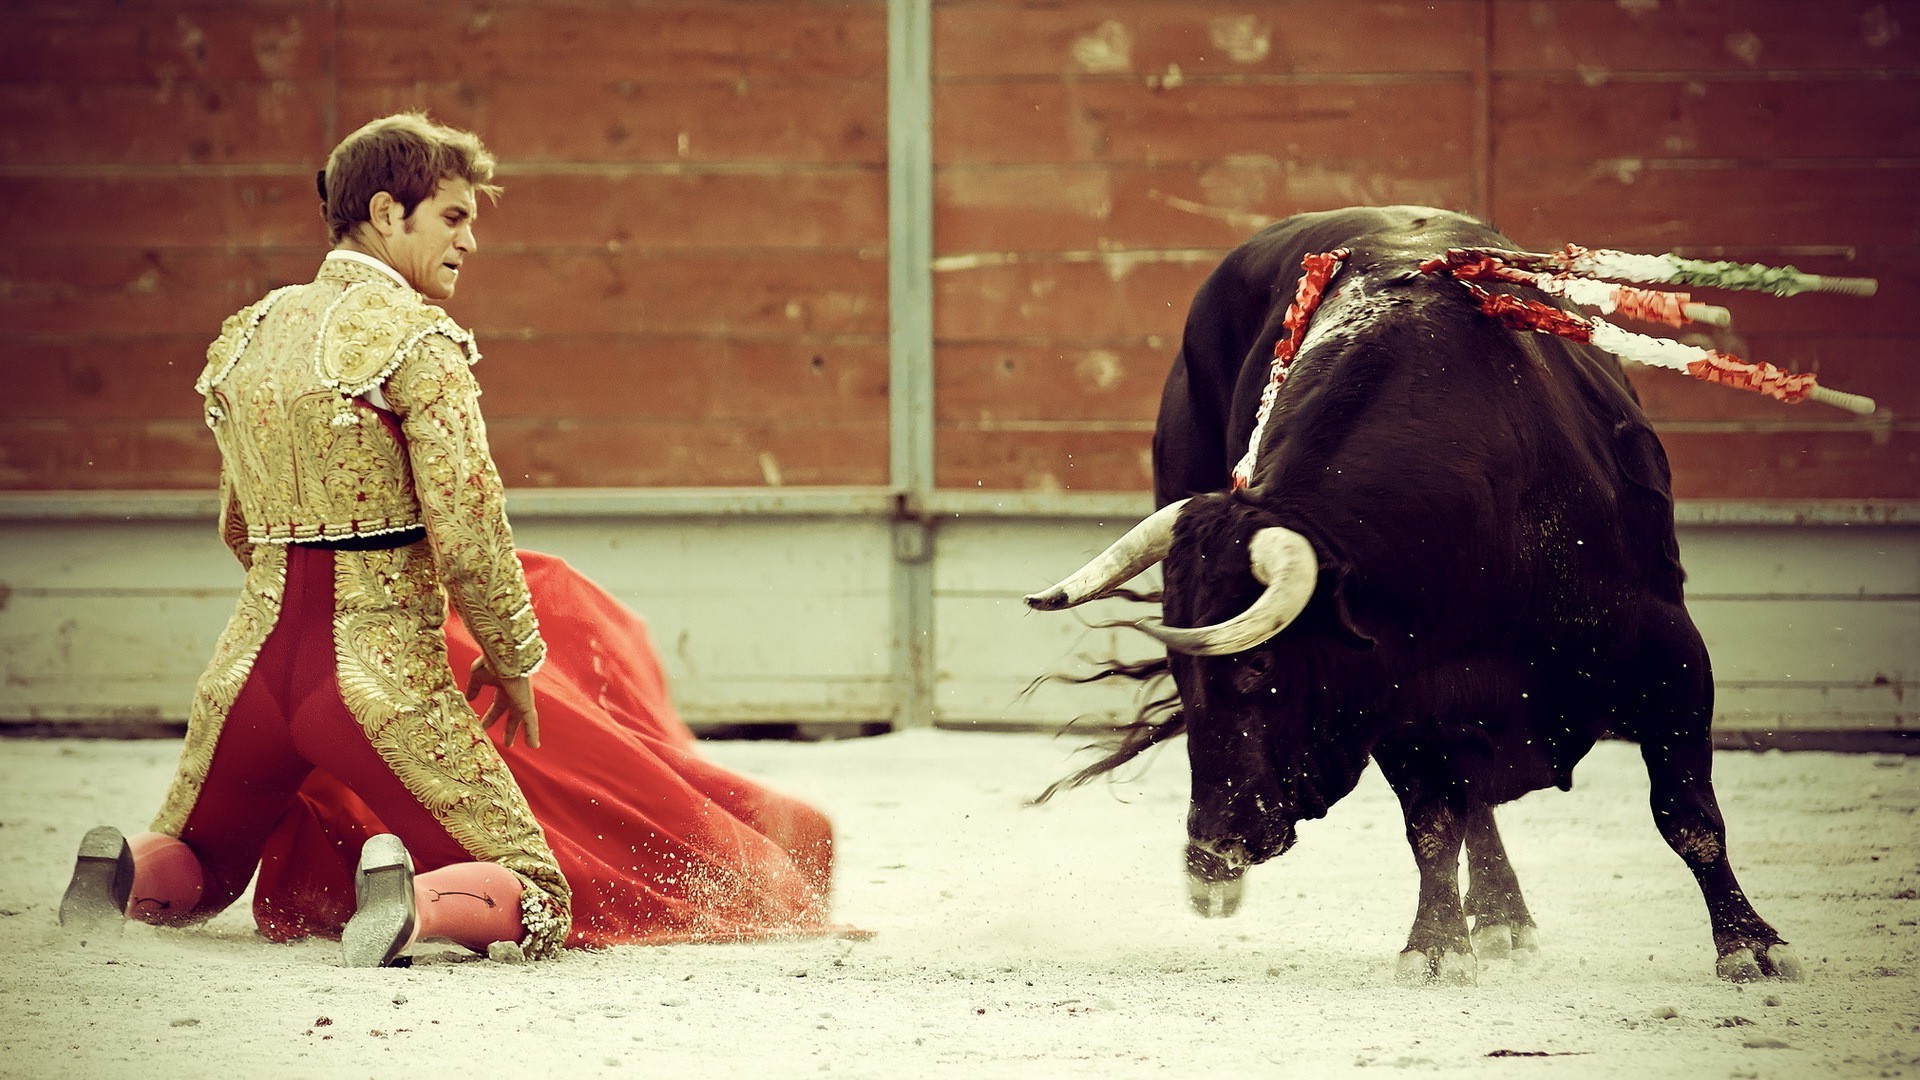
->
[126, 833, 206, 926]
[411, 863, 526, 952]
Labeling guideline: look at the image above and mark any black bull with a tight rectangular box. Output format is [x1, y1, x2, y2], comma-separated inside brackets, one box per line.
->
[1026, 206, 1799, 983]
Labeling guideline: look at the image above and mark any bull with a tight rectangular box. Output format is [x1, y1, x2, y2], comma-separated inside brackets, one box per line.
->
[1026, 206, 1800, 984]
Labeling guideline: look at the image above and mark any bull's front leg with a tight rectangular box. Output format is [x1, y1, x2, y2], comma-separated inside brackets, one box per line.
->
[1462, 805, 1540, 959]
[1395, 800, 1476, 985]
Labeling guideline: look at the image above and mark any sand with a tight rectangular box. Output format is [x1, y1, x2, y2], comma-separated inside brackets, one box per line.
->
[1, 730, 1915, 1079]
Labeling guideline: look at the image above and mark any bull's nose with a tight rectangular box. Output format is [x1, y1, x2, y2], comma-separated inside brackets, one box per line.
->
[1184, 839, 1248, 917]
[1186, 837, 1251, 880]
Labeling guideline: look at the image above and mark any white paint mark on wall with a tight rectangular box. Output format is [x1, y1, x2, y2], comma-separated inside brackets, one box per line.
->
[943, 170, 1112, 219]
[1074, 350, 1123, 391]
[1862, 5, 1902, 48]
[1199, 154, 1282, 211]
[1150, 191, 1276, 235]
[176, 17, 209, 73]
[758, 452, 783, 487]
[1607, 158, 1646, 184]
[250, 18, 304, 78]
[1209, 15, 1271, 63]
[1071, 20, 1133, 73]
[1724, 30, 1763, 66]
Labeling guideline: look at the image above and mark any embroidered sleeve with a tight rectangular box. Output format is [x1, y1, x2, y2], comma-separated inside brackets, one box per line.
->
[217, 465, 254, 570]
[384, 332, 545, 678]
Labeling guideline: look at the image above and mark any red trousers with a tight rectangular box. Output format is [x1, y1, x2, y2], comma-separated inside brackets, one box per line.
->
[165, 545, 493, 921]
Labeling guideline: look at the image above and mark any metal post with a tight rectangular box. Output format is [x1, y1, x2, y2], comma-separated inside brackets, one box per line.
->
[888, 0, 936, 728]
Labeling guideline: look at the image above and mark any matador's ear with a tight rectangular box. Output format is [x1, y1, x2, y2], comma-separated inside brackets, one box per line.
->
[315, 169, 327, 202]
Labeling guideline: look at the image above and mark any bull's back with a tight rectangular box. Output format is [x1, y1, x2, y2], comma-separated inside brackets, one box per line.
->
[1155, 207, 1530, 505]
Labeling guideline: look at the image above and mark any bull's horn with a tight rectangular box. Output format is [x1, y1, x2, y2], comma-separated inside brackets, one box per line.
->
[1024, 499, 1188, 611]
[1142, 526, 1317, 655]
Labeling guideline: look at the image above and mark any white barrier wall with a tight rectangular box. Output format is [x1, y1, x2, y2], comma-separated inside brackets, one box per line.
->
[0, 494, 1912, 741]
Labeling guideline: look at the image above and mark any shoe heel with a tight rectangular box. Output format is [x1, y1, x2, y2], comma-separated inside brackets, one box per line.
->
[342, 834, 416, 968]
[59, 826, 134, 935]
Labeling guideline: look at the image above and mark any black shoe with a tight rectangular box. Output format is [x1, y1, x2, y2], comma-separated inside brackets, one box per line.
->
[341, 834, 416, 968]
[58, 826, 134, 936]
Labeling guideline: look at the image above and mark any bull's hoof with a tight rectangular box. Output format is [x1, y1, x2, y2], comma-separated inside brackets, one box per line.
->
[1023, 590, 1068, 611]
[1717, 943, 1805, 983]
[1395, 947, 1478, 986]
[1187, 874, 1244, 918]
[1470, 921, 1541, 961]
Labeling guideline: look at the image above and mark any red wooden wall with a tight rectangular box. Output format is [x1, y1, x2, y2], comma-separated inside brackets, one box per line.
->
[1, 0, 891, 489]
[4, 1, 1915, 499]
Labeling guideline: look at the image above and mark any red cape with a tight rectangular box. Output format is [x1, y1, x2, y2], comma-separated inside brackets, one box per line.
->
[251, 551, 837, 947]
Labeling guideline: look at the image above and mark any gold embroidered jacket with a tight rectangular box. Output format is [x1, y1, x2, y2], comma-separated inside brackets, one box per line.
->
[195, 256, 544, 680]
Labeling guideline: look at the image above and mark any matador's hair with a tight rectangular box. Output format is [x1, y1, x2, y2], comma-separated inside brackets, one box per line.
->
[319, 112, 502, 244]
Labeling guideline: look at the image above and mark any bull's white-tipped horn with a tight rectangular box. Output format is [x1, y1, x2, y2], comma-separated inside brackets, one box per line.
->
[1024, 499, 1189, 611]
[1143, 526, 1318, 655]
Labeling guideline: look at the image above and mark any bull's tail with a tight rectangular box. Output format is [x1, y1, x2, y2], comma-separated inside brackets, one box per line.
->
[1028, 656, 1186, 804]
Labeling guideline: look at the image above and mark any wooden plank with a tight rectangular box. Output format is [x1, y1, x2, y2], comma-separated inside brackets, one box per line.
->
[0, 249, 888, 340]
[936, 342, 1165, 423]
[936, 427, 1151, 492]
[481, 172, 885, 250]
[1494, 0, 1920, 74]
[0, 420, 216, 490]
[0, 522, 236, 595]
[0, 171, 885, 251]
[0, 176, 324, 251]
[937, 160, 1471, 254]
[487, 418, 887, 488]
[0, 249, 319, 337]
[934, 256, 1218, 344]
[1, 339, 211, 422]
[1677, 527, 1920, 598]
[335, 0, 887, 83]
[1492, 163, 1920, 253]
[0, 334, 890, 425]
[935, 0, 1481, 79]
[337, 80, 886, 166]
[936, 80, 1474, 167]
[1693, 598, 1917, 684]
[0, 83, 328, 167]
[1660, 430, 1920, 501]
[478, 337, 889, 422]
[0, 3, 330, 82]
[1495, 77, 1920, 162]
[1707, 684, 1912, 732]
[456, 250, 888, 337]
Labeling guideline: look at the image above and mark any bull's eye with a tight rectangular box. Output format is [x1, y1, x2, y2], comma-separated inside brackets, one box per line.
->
[1231, 650, 1274, 694]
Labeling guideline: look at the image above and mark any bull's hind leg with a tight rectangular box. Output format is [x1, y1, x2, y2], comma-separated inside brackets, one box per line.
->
[1393, 800, 1477, 985]
[1629, 608, 1801, 981]
[1462, 807, 1540, 959]
[1641, 736, 1803, 981]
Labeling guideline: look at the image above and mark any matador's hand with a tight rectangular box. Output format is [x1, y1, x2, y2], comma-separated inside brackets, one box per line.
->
[465, 657, 541, 749]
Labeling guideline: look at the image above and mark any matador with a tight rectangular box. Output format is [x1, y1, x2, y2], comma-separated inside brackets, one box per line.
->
[58, 114, 569, 966]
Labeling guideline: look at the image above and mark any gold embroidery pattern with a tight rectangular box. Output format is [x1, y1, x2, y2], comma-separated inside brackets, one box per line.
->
[197, 259, 480, 545]
[385, 334, 544, 679]
[331, 546, 570, 958]
[151, 546, 288, 835]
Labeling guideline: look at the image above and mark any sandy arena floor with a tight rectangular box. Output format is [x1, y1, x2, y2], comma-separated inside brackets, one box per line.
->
[1, 730, 1915, 1079]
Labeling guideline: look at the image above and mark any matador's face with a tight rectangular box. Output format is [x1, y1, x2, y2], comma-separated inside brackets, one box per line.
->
[389, 178, 479, 300]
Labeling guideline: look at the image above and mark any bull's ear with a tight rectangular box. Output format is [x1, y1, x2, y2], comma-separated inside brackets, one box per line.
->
[1320, 562, 1376, 648]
